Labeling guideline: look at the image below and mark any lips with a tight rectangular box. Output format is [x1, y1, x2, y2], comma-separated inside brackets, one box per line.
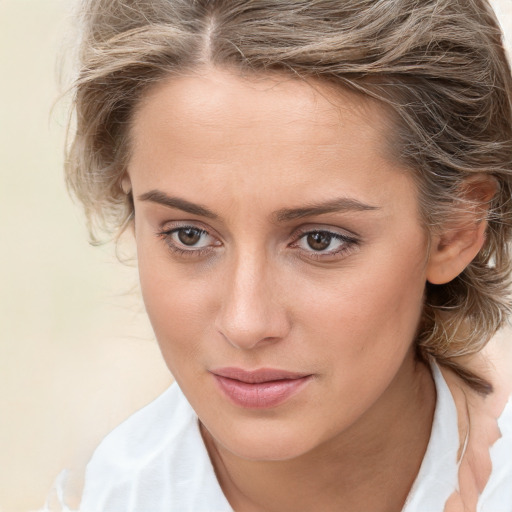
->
[211, 367, 312, 409]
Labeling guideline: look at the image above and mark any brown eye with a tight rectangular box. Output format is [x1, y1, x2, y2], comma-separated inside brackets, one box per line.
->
[159, 225, 220, 256]
[292, 228, 359, 259]
[307, 232, 332, 251]
[177, 228, 203, 246]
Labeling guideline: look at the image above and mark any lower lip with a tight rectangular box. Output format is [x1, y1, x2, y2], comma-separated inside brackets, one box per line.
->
[213, 375, 312, 409]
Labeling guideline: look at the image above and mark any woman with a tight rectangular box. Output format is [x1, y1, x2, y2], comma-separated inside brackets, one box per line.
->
[60, 0, 512, 510]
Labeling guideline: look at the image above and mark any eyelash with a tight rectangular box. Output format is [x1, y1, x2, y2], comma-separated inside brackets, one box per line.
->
[156, 224, 360, 261]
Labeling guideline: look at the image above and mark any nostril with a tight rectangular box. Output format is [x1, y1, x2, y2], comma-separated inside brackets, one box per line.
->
[217, 326, 280, 351]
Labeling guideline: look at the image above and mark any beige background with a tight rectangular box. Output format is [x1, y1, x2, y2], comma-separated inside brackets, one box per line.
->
[0, 1, 511, 511]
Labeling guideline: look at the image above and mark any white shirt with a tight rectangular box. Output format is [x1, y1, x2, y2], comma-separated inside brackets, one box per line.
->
[71, 364, 512, 512]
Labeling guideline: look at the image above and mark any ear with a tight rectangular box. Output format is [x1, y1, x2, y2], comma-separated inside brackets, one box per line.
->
[426, 175, 497, 285]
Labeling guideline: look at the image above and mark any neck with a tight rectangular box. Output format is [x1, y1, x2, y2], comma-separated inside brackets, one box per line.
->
[201, 353, 436, 512]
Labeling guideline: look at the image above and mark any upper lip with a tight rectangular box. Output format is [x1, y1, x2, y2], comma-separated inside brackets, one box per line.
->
[211, 367, 311, 383]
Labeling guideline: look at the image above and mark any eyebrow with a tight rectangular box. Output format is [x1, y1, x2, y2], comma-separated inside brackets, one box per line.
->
[138, 190, 218, 219]
[274, 198, 379, 222]
[138, 189, 379, 222]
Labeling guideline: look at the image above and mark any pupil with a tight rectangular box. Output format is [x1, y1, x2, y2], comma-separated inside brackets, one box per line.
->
[307, 232, 331, 251]
[178, 228, 201, 246]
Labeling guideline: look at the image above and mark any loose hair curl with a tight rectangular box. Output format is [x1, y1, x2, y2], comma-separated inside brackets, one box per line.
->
[67, 0, 512, 393]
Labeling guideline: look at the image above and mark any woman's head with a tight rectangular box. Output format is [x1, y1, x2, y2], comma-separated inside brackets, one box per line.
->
[128, 68, 438, 461]
[67, 0, 512, 392]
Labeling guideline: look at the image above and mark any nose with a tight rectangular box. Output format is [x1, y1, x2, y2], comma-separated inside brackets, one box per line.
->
[215, 253, 291, 350]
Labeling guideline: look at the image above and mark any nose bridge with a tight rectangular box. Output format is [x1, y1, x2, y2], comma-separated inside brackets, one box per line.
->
[216, 246, 288, 350]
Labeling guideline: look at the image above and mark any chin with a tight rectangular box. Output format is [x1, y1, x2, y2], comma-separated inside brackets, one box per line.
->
[206, 419, 320, 462]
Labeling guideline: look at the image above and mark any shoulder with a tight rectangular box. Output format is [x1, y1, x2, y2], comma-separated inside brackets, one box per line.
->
[83, 383, 193, 469]
[80, 383, 231, 512]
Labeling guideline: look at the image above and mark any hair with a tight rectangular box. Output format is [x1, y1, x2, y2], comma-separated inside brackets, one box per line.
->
[66, 0, 512, 394]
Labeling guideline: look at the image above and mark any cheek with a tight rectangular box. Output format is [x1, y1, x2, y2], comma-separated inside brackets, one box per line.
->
[291, 245, 427, 369]
[136, 238, 219, 377]
[284, 255, 427, 428]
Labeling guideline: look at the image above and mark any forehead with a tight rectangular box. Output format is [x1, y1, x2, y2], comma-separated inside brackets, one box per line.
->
[130, 67, 390, 158]
[127, 67, 413, 217]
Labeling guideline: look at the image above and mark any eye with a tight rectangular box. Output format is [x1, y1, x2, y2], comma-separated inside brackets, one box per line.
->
[304, 232, 335, 251]
[157, 224, 220, 256]
[175, 227, 208, 247]
[292, 228, 359, 259]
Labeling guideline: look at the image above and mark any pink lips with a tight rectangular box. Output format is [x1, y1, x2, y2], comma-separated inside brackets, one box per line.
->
[211, 367, 312, 409]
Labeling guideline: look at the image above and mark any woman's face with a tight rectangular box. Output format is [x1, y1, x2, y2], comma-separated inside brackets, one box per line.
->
[128, 69, 431, 460]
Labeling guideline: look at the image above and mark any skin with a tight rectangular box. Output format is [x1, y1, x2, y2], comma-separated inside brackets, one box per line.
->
[125, 68, 485, 511]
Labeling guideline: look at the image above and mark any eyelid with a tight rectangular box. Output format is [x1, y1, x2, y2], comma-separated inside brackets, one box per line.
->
[291, 224, 360, 243]
[159, 218, 215, 233]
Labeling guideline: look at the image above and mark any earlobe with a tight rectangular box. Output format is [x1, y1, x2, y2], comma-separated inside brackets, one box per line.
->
[426, 175, 497, 285]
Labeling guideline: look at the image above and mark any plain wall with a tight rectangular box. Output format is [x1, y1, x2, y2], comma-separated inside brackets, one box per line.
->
[0, 2, 172, 510]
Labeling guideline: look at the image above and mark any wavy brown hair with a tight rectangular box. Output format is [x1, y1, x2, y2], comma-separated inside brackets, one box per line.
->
[66, 0, 512, 393]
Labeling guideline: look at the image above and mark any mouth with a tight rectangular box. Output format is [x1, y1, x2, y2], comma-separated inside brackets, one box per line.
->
[210, 367, 313, 409]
